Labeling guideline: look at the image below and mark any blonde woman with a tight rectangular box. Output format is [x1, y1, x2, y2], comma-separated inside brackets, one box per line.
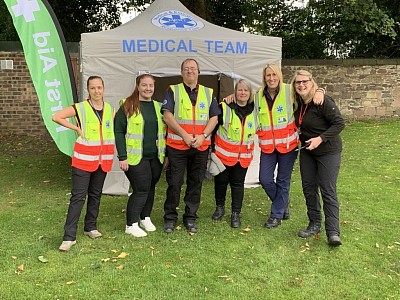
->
[291, 69, 345, 246]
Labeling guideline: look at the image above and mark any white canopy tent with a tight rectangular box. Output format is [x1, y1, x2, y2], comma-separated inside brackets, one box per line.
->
[80, 0, 282, 194]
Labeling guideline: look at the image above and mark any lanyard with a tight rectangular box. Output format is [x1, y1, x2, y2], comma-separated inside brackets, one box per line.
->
[298, 103, 308, 126]
[88, 99, 103, 123]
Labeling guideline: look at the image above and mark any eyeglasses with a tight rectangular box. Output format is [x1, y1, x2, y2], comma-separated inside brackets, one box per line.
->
[182, 67, 198, 72]
[294, 79, 311, 86]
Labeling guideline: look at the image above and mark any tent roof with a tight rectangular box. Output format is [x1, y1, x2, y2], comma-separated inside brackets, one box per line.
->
[80, 0, 282, 99]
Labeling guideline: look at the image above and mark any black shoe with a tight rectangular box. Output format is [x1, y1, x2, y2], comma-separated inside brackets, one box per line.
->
[264, 217, 281, 228]
[164, 222, 175, 234]
[282, 207, 290, 220]
[212, 206, 225, 221]
[184, 222, 198, 233]
[230, 212, 241, 228]
[328, 235, 342, 246]
[298, 223, 321, 238]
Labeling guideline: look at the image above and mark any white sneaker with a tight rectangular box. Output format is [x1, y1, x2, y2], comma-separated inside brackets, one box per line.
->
[84, 230, 102, 239]
[140, 217, 156, 232]
[125, 223, 147, 237]
[59, 240, 76, 251]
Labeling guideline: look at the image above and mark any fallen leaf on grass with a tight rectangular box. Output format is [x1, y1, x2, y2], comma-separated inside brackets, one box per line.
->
[300, 243, 310, 252]
[43, 180, 50, 183]
[243, 227, 251, 233]
[376, 243, 380, 248]
[188, 231, 195, 236]
[176, 225, 182, 230]
[171, 274, 177, 277]
[111, 249, 118, 253]
[17, 264, 24, 272]
[394, 242, 400, 245]
[66, 281, 75, 285]
[111, 259, 118, 263]
[38, 256, 48, 263]
[12, 256, 17, 260]
[117, 252, 129, 259]
[165, 262, 171, 269]
[101, 258, 110, 262]
[116, 265, 124, 270]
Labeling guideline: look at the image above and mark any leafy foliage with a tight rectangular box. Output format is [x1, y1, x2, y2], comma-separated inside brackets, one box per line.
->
[1, 0, 399, 58]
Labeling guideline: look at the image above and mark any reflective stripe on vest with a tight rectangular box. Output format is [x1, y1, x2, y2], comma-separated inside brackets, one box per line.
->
[120, 98, 166, 166]
[166, 83, 213, 151]
[255, 83, 298, 154]
[72, 99, 115, 172]
[214, 102, 257, 168]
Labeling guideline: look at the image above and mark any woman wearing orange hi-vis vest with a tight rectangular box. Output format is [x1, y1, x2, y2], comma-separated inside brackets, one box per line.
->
[211, 79, 258, 228]
[258, 64, 324, 229]
[52, 76, 115, 251]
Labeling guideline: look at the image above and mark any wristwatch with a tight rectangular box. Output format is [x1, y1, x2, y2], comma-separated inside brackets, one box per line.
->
[202, 132, 208, 138]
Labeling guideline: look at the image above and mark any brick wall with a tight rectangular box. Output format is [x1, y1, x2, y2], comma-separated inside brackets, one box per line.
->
[1, 51, 400, 136]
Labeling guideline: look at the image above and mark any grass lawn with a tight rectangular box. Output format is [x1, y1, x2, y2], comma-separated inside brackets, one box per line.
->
[0, 120, 399, 299]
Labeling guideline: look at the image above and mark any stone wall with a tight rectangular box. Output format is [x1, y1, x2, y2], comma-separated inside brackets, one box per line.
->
[1, 49, 399, 136]
[282, 59, 400, 119]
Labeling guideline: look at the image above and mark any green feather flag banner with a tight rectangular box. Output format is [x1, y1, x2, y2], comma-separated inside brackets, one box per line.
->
[5, 0, 78, 156]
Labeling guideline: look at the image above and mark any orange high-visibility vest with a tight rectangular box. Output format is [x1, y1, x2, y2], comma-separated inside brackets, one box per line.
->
[214, 102, 258, 168]
[166, 83, 213, 151]
[72, 99, 115, 172]
[255, 83, 298, 154]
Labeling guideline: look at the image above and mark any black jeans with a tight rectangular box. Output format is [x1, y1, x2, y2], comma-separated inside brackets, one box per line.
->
[164, 146, 208, 224]
[63, 166, 107, 241]
[300, 150, 341, 236]
[214, 162, 248, 212]
[124, 158, 162, 225]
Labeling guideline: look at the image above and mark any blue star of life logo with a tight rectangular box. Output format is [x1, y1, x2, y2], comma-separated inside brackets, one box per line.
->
[276, 105, 284, 113]
[12, 0, 40, 23]
[199, 102, 206, 110]
[152, 10, 204, 31]
[247, 121, 253, 129]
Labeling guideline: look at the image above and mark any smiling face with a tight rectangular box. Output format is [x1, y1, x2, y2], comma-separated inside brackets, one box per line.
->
[235, 81, 251, 106]
[294, 74, 313, 98]
[181, 59, 199, 86]
[87, 78, 104, 102]
[137, 75, 155, 100]
[264, 67, 280, 90]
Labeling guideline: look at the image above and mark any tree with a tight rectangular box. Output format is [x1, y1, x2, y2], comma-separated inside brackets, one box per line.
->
[0, 0, 131, 42]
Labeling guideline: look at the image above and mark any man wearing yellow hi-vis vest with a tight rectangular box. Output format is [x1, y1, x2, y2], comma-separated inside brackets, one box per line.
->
[162, 59, 220, 234]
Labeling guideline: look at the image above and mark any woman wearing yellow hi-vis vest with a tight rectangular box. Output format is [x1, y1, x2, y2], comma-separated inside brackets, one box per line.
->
[258, 64, 325, 229]
[52, 76, 115, 252]
[114, 74, 166, 238]
[212, 79, 258, 228]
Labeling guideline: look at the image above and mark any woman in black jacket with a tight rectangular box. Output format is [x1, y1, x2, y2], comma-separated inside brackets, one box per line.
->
[291, 70, 345, 246]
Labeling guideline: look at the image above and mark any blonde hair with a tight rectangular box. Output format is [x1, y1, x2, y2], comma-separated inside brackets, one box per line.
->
[291, 69, 319, 111]
[262, 63, 283, 89]
[234, 78, 254, 104]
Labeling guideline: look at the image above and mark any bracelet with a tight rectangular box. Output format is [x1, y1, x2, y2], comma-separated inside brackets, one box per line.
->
[202, 132, 208, 138]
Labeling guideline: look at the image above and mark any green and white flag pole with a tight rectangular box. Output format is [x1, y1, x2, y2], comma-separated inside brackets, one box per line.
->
[5, 0, 78, 156]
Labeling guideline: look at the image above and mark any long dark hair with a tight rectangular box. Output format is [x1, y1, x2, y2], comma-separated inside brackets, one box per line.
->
[123, 74, 155, 118]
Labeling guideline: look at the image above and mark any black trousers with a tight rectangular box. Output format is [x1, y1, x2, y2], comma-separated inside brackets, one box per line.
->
[63, 166, 107, 241]
[164, 146, 208, 224]
[124, 158, 162, 225]
[300, 150, 341, 236]
[214, 162, 248, 213]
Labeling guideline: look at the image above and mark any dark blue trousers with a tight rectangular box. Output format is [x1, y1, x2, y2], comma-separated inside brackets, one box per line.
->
[259, 149, 298, 219]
